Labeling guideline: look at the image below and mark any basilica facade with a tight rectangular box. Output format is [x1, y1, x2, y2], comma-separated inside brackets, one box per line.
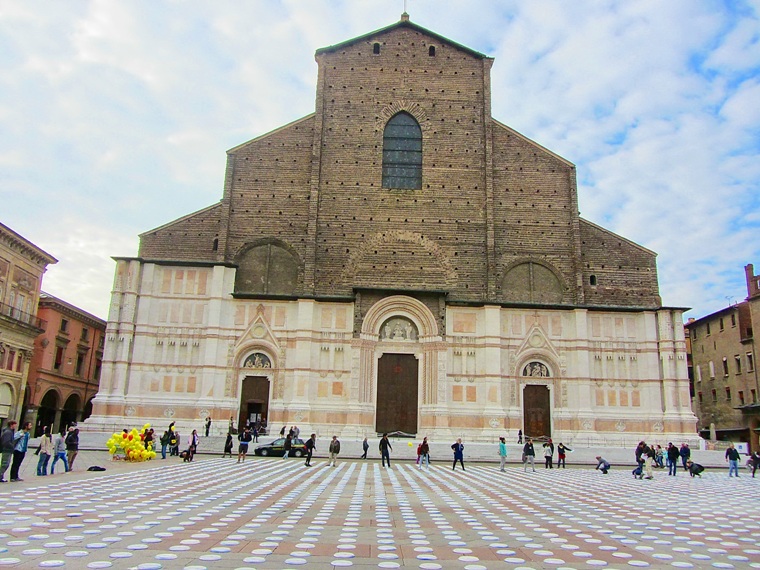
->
[88, 15, 698, 444]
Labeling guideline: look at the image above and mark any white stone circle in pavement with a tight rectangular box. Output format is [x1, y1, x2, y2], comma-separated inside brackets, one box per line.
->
[0, 457, 758, 568]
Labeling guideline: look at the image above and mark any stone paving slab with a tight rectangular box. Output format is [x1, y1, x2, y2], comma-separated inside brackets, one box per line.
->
[1, 453, 759, 569]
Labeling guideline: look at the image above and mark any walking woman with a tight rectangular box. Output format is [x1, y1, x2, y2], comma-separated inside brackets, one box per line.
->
[451, 438, 465, 471]
[36, 426, 52, 476]
[498, 436, 507, 472]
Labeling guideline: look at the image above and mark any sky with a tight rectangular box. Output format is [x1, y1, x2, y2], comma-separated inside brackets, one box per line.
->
[1, 0, 759, 321]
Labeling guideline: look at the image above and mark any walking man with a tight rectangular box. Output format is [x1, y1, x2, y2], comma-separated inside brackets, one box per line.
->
[10, 421, 32, 481]
[0, 420, 17, 483]
[379, 433, 392, 468]
[50, 432, 68, 474]
[667, 442, 679, 476]
[498, 436, 507, 472]
[451, 438, 465, 471]
[328, 435, 340, 467]
[679, 443, 691, 471]
[726, 443, 741, 477]
[517, 429, 523, 444]
[65, 426, 79, 471]
[237, 426, 252, 463]
[282, 433, 292, 459]
[361, 437, 369, 459]
[523, 438, 536, 472]
[304, 433, 316, 466]
[204, 417, 211, 437]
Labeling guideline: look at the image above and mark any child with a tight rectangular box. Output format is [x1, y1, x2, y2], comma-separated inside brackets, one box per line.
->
[223, 433, 233, 457]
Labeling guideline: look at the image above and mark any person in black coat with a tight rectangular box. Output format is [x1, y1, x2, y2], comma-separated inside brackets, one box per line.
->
[523, 439, 536, 472]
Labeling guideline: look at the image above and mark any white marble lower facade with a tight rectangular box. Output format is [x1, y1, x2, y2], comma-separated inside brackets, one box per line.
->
[87, 261, 698, 445]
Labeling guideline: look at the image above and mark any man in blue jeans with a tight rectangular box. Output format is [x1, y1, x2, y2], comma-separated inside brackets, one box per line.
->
[10, 421, 31, 482]
[379, 434, 392, 468]
[726, 443, 741, 477]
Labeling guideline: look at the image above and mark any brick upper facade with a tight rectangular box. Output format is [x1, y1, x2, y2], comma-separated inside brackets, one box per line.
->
[138, 18, 661, 309]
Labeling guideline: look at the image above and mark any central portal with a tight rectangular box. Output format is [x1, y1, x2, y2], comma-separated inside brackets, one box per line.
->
[523, 384, 551, 439]
[375, 353, 418, 435]
[239, 376, 269, 431]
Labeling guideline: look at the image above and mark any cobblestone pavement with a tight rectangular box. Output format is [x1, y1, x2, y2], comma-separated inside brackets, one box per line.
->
[1, 455, 759, 569]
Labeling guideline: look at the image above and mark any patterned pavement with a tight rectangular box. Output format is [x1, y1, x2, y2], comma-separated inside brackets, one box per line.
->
[0, 456, 759, 569]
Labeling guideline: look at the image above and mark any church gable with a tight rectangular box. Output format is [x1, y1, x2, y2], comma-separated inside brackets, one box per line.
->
[579, 219, 661, 308]
[138, 203, 222, 261]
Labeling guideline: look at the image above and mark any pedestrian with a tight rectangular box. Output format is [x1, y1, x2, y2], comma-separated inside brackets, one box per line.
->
[169, 428, 180, 456]
[543, 441, 554, 469]
[726, 443, 741, 477]
[144, 428, 154, 451]
[750, 451, 760, 478]
[643, 443, 655, 479]
[159, 429, 171, 459]
[205, 417, 212, 437]
[294, 426, 300, 439]
[634, 441, 645, 479]
[304, 433, 316, 466]
[280, 425, 286, 437]
[283, 433, 292, 459]
[223, 432, 233, 457]
[10, 421, 32, 481]
[595, 456, 610, 474]
[418, 437, 430, 470]
[379, 433, 392, 468]
[252, 425, 259, 443]
[517, 429, 523, 444]
[328, 435, 340, 467]
[0, 419, 17, 483]
[686, 459, 704, 478]
[237, 426, 252, 462]
[498, 436, 507, 472]
[451, 438, 465, 470]
[186, 429, 199, 462]
[655, 444, 665, 468]
[666, 442, 679, 476]
[679, 443, 691, 471]
[523, 438, 536, 472]
[65, 426, 79, 472]
[361, 437, 369, 459]
[36, 426, 52, 476]
[50, 432, 68, 474]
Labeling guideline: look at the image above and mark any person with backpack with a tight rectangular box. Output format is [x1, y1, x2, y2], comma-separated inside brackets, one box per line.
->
[237, 426, 252, 463]
[304, 433, 316, 466]
[65, 426, 79, 472]
[169, 429, 180, 456]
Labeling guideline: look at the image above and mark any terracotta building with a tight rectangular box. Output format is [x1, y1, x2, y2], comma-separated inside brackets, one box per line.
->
[88, 15, 697, 444]
[685, 264, 760, 450]
[25, 293, 106, 435]
[0, 222, 57, 426]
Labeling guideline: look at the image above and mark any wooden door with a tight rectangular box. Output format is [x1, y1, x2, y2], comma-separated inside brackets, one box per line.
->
[523, 384, 551, 438]
[376, 354, 418, 435]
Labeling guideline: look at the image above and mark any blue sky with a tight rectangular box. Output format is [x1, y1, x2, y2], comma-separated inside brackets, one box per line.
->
[1, 0, 759, 320]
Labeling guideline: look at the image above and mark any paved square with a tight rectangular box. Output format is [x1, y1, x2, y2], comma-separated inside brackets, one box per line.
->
[1, 457, 759, 569]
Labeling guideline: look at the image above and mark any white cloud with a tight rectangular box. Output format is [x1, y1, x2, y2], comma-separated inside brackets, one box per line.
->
[1, 0, 758, 321]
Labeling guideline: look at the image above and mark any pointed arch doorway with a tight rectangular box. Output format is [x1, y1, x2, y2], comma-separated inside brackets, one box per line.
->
[523, 384, 551, 439]
[375, 353, 418, 435]
[239, 376, 269, 431]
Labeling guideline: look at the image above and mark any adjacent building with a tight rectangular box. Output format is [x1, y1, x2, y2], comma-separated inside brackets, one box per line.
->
[88, 15, 698, 444]
[26, 293, 106, 435]
[686, 264, 760, 450]
[0, 222, 57, 426]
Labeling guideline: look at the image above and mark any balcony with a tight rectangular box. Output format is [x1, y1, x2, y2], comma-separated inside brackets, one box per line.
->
[0, 301, 45, 332]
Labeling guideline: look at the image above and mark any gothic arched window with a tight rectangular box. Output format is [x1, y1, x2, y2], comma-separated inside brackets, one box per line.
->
[382, 112, 422, 189]
[234, 243, 299, 295]
[501, 262, 564, 304]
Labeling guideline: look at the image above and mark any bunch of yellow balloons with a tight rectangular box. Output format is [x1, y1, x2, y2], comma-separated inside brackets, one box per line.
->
[106, 423, 157, 461]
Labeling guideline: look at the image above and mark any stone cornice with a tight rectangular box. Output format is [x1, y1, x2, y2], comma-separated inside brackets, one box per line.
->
[0, 223, 58, 267]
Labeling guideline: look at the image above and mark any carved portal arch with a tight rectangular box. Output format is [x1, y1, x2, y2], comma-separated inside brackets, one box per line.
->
[361, 295, 439, 340]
